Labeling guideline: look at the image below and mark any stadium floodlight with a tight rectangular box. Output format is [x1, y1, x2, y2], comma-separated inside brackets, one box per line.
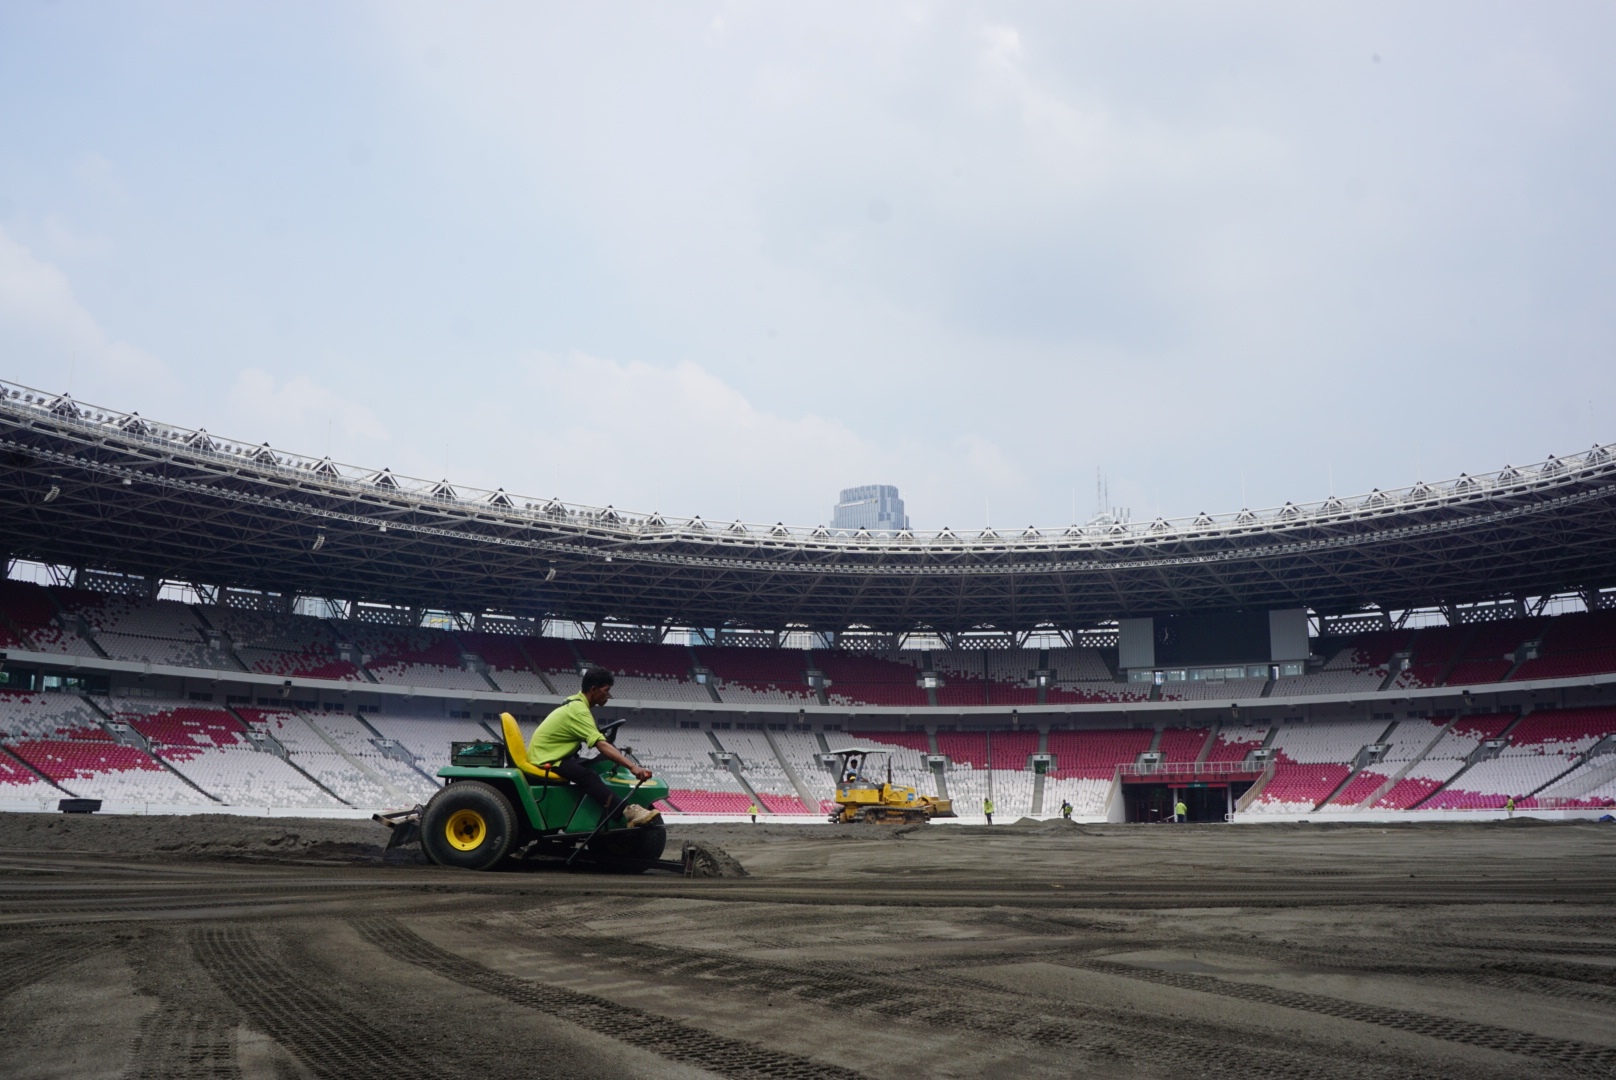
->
[42, 485, 60, 503]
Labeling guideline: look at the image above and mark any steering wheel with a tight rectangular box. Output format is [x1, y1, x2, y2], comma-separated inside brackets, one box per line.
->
[598, 718, 629, 744]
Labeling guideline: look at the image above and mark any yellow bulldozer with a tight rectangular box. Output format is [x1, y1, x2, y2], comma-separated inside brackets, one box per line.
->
[826, 747, 955, 824]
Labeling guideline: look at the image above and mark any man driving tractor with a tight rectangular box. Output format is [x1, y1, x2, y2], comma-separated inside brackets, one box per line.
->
[529, 667, 661, 828]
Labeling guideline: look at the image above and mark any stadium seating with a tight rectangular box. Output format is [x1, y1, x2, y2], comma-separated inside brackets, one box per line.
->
[98, 699, 339, 808]
[0, 748, 64, 802]
[1158, 678, 1268, 702]
[0, 580, 99, 656]
[856, 732, 940, 796]
[1247, 719, 1386, 812]
[1205, 723, 1269, 763]
[453, 632, 556, 696]
[0, 690, 109, 740]
[338, 625, 488, 691]
[696, 646, 815, 705]
[1157, 726, 1211, 763]
[303, 713, 439, 802]
[813, 651, 927, 707]
[711, 729, 802, 804]
[1047, 728, 1152, 778]
[10, 739, 214, 804]
[622, 727, 748, 809]
[1513, 610, 1616, 680]
[237, 707, 398, 807]
[201, 607, 366, 681]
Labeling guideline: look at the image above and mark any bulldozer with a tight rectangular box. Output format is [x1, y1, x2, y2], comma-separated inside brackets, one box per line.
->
[826, 747, 955, 824]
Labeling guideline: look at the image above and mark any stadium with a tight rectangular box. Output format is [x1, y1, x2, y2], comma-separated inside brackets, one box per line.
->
[3, 380, 1615, 824]
[4, 383, 1616, 1079]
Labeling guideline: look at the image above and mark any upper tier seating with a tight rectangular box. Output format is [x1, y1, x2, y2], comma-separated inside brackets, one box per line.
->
[201, 607, 366, 681]
[54, 591, 238, 669]
[335, 624, 488, 690]
[1512, 610, 1616, 681]
[1158, 678, 1268, 702]
[453, 632, 555, 696]
[1045, 647, 1116, 683]
[0, 580, 98, 656]
[1044, 683, 1151, 703]
[566, 643, 711, 702]
[696, 646, 815, 705]
[813, 651, 927, 707]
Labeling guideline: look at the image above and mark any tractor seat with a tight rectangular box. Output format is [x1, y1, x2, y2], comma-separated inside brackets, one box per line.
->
[500, 713, 565, 784]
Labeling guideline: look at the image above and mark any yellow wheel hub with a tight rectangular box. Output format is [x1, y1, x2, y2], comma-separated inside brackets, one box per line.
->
[445, 808, 486, 851]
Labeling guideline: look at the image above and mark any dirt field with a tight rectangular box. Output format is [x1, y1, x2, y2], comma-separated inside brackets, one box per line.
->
[0, 813, 1613, 1079]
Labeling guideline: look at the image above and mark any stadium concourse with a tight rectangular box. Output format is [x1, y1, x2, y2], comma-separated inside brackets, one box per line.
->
[3, 578, 1616, 822]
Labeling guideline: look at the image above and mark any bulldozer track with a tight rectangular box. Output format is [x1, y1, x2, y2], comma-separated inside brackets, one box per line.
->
[190, 926, 424, 1080]
[352, 917, 869, 1079]
[1077, 958, 1616, 1074]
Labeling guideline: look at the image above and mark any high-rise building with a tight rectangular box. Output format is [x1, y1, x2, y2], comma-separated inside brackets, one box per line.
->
[832, 485, 909, 532]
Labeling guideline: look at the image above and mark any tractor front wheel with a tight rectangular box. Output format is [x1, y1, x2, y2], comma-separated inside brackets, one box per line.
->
[421, 782, 517, 870]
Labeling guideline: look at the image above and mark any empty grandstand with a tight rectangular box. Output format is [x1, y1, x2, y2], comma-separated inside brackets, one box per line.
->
[1, 383, 1615, 819]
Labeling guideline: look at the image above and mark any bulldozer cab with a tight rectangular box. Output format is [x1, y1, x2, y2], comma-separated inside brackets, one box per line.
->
[827, 747, 889, 788]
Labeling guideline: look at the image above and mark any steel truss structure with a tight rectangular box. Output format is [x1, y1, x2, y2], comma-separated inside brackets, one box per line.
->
[3, 381, 1615, 635]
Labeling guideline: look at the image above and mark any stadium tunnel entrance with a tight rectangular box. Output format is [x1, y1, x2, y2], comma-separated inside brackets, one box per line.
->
[1123, 781, 1252, 823]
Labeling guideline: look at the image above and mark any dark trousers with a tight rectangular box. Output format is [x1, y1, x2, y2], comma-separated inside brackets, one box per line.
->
[556, 756, 622, 821]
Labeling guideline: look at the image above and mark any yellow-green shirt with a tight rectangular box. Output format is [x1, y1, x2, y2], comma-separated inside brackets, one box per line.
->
[528, 693, 603, 766]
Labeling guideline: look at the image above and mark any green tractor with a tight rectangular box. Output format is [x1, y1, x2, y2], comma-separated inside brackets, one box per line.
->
[377, 712, 676, 873]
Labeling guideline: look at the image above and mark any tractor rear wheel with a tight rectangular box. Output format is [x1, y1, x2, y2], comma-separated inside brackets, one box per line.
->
[421, 782, 517, 870]
[586, 823, 667, 872]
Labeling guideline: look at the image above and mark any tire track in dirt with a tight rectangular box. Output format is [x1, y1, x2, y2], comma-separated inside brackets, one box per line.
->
[352, 917, 867, 1080]
[0, 939, 90, 999]
[497, 925, 1440, 1080]
[1078, 958, 1616, 1074]
[124, 1005, 240, 1080]
[191, 926, 421, 1080]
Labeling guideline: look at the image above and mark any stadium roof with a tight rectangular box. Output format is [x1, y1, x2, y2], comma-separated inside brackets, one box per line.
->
[3, 380, 1615, 634]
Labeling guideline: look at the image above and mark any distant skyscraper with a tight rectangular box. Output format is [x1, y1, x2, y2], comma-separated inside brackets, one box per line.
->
[832, 485, 909, 532]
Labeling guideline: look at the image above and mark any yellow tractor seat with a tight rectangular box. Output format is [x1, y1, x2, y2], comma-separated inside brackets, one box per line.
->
[500, 713, 565, 784]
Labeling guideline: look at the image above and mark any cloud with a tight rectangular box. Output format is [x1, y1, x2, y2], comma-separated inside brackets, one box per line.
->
[0, 225, 168, 389]
[226, 368, 391, 451]
[462, 350, 1025, 527]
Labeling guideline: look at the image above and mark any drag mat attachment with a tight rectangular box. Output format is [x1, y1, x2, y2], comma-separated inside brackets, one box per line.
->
[373, 806, 422, 850]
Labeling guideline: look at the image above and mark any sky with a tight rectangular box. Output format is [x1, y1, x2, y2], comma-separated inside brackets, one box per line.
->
[1, 2, 1612, 532]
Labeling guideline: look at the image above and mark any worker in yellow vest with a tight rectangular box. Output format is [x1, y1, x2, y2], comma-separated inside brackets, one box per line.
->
[983, 796, 994, 825]
[748, 801, 759, 824]
[1175, 798, 1188, 823]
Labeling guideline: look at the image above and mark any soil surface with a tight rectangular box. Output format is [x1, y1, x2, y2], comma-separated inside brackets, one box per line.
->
[1, 812, 1613, 1079]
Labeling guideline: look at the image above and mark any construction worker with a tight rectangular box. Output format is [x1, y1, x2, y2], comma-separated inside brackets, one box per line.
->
[1174, 797, 1188, 823]
[983, 796, 994, 825]
[1505, 795, 1516, 818]
[748, 801, 759, 824]
[528, 667, 659, 828]
[1060, 799, 1073, 821]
